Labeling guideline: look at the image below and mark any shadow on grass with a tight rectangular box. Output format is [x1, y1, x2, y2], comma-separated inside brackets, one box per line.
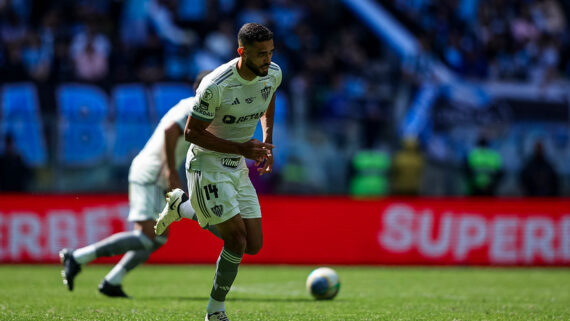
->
[136, 296, 318, 303]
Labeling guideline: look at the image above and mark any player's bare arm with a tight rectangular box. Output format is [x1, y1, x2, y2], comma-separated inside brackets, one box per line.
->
[163, 122, 184, 191]
[185, 115, 273, 163]
[257, 92, 276, 175]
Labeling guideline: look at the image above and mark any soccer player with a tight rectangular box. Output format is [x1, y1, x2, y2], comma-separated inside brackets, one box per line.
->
[154, 23, 281, 321]
[59, 72, 219, 298]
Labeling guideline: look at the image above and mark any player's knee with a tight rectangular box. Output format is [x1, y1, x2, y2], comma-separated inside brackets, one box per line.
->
[137, 220, 163, 240]
[223, 231, 247, 255]
[245, 241, 262, 255]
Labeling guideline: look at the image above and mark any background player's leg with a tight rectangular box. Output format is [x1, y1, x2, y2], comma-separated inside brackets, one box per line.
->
[60, 223, 155, 292]
[72, 229, 154, 265]
[103, 221, 167, 285]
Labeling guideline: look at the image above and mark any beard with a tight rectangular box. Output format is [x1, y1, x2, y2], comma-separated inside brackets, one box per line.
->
[245, 59, 269, 77]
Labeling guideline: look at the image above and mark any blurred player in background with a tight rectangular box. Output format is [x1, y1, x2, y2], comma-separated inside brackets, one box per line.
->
[59, 71, 219, 298]
[154, 23, 281, 321]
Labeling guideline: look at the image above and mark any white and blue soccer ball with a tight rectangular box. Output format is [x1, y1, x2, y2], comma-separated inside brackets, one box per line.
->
[306, 267, 340, 300]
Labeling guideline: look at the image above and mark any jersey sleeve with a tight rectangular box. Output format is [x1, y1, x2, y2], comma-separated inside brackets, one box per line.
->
[190, 82, 220, 122]
[271, 63, 283, 88]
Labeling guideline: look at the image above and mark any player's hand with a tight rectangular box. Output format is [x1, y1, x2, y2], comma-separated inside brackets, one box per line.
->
[256, 148, 274, 176]
[241, 138, 274, 163]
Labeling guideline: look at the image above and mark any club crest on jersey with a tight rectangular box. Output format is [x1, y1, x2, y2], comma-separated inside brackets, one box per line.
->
[261, 86, 272, 101]
[203, 88, 213, 101]
[245, 97, 255, 104]
[211, 205, 224, 217]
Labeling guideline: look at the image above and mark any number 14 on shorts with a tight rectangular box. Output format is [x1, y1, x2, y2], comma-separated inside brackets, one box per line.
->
[203, 184, 219, 200]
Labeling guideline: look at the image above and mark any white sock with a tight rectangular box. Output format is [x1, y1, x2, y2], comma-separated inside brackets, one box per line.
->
[179, 200, 195, 219]
[105, 265, 127, 285]
[206, 297, 225, 314]
[73, 245, 97, 265]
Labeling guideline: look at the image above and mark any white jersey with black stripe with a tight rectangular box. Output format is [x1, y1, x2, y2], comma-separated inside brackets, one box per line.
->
[186, 57, 282, 171]
[129, 97, 194, 188]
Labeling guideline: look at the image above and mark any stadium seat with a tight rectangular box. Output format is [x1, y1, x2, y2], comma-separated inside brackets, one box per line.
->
[0, 83, 48, 167]
[112, 123, 152, 165]
[112, 84, 150, 123]
[111, 84, 152, 164]
[57, 84, 109, 166]
[151, 83, 193, 121]
[58, 122, 108, 166]
[57, 85, 108, 123]
[1, 83, 38, 120]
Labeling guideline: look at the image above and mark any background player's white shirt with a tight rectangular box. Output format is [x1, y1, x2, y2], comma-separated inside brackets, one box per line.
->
[129, 97, 194, 188]
[186, 58, 282, 170]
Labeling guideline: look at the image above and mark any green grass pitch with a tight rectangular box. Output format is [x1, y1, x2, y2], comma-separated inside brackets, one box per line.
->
[0, 265, 568, 320]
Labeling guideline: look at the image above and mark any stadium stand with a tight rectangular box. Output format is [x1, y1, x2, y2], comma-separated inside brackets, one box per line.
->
[0, 0, 568, 195]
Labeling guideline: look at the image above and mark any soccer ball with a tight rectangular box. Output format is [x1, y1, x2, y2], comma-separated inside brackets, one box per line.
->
[306, 267, 340, 300]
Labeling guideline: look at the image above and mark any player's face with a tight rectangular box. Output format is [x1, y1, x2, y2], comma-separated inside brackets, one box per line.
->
[244, 40, 274, 77]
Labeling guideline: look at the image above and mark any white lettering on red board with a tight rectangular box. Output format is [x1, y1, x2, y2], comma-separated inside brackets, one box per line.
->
[0, 204, 129, 262]
[378, 204, 570, 264]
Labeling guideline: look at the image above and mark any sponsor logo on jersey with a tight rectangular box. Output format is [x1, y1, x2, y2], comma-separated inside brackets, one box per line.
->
[231, 98, 240, 105]
[195, 100, 214, 117]
[211, 205, 224, 217]
[222, 111, 265, 124]
[261, 86, 272, 101]
[245, 97, 255, 104]
[221, 157, 241, 168]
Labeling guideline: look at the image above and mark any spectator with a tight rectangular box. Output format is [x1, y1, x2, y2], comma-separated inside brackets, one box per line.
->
[134, 31, 164, 82]
[520, 141, 559, 196]
[21, 31, 52, 81]
[70, 23, 111, 82]
[390, 137, 424, 196]
[350, 149, 390, 197]
[0, 134, 31, 192]
[0, 43, 27, 82]
[464, 136, 504, 196]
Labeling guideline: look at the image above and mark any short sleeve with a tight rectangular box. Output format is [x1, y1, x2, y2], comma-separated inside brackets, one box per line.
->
[190, 82, 220, 122]
[271, 63, 282, 88]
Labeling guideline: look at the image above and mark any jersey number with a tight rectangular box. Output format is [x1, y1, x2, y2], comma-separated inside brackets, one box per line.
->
[203, 184, 219, 200]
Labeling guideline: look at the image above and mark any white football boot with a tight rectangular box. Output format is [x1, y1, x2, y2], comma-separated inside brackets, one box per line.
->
[154, 188, 184, 235]
[205, 311, 230, 321]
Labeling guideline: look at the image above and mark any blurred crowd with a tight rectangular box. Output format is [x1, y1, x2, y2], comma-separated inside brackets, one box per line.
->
[0, 0, 393, 125]
[0, 0, 569, 196]
[390, 0, 570, 83]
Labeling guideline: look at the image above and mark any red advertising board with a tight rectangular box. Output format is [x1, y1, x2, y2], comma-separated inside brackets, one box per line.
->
[0, 195, 568, 265]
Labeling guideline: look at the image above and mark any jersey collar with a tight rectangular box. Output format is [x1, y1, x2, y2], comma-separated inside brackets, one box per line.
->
[233, 58, 259, 85]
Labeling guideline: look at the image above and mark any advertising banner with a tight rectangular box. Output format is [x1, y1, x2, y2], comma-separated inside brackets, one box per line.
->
[0, 195, 568, 265]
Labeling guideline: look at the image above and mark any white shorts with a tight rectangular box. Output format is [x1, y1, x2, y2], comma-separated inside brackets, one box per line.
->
[128, 183, 166, 222]
[186, 168, 261, 228]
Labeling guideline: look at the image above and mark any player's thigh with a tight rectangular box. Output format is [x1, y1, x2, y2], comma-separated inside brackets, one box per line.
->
[128, 183, 166, 222]
[237, 169, 261, 220]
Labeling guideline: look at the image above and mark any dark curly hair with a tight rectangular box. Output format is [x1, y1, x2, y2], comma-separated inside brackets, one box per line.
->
[238, 23, 273, 47]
